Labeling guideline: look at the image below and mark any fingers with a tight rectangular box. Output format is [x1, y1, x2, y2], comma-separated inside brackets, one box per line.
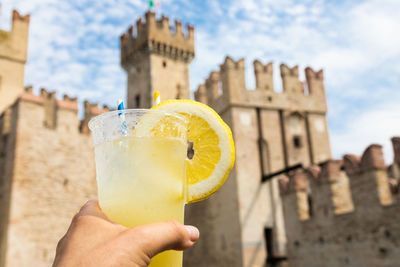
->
[126, 220, 199, 258]
[75, 201, 200, 259]
[77, 199, 110, 221]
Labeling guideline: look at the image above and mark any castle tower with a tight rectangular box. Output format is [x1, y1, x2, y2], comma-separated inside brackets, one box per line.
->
[0, 10, 30, 113]
[186, 58, 331, 266]
[120, 11, 194, 108]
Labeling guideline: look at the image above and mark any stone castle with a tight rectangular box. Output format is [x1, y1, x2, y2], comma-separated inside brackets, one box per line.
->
[0, 11, 107, 266]
[0, 9, 398, 267]
[280, 141, 400, 267]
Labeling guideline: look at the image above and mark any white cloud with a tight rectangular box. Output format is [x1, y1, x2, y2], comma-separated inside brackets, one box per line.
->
[286, 4, 307, 16]
[349, 0, 400, 56]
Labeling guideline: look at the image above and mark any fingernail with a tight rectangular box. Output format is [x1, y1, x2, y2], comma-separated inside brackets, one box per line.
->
[184, 225, 199, 241]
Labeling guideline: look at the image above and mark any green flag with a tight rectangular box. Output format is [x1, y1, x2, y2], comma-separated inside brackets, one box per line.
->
[149, 0, 154, 8]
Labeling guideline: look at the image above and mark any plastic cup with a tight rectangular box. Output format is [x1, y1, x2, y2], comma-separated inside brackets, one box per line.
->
[89, 109, 188, 267]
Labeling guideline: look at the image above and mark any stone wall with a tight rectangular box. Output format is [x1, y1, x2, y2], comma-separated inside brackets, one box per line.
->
[189, 56, 332, 266]
[280, 139, 400, 267]
[0, 89, 107, 267]
[194, 56, 331, 168]
[184, 108, 244, 267]
[0, 105, 18, 267]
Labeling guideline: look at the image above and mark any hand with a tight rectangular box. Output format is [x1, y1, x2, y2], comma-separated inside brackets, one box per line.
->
[52, 199, 199, 267]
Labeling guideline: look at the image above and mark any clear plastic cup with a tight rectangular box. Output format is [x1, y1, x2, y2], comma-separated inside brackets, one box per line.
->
[89, 109, 188, 267]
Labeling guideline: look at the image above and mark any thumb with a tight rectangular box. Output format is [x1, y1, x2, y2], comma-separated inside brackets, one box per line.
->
[126, 220, 199, 258]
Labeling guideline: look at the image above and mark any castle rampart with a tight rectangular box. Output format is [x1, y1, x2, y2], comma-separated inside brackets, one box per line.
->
[80, 100, 110, 134]
[280, 139, 400, 267]
[194, 84, 207, 104]
[194, 56, 327, 115]
[120, 11, 194, 69]
[0, 89, 106, 266]
[186, 56, 332, 266]
[16, 87, 109, 134]
[254, 60, 273, 91]
[205, 71, 220, 104]
[280, 64, 304, 94]
[390, 137, 400, 179]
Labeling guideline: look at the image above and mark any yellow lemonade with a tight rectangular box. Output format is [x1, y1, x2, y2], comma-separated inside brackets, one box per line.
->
[90, 102, 235, 267]
[94, 136, 187, 267]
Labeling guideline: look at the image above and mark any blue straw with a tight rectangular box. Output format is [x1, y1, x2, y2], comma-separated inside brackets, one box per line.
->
[117, 99, 128, 136]
[117, 100, 124, 112]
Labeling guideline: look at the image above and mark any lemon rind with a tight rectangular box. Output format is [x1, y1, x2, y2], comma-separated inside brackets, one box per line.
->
[152, 100, 235, 203]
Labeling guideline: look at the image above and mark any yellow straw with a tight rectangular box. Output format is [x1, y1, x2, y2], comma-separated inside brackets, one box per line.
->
[153, 91, 161, 106]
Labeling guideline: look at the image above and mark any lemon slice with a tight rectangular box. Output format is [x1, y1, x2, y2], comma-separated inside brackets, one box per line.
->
[138, 100, 235, 203]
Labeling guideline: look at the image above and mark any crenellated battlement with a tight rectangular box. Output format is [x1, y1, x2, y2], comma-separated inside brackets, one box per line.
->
[392, 137, 400, 165]
[279, 169, 308, 195]
[280, 138, 400, 221]
[254, 60, 273, 91]
[120, 11, 195, 69]
[194, 56, 327, 114]
[305, 67, 325, 97]
[280, 64, 304, 94]
[318, 159, 343, 181]
[21, 86, 78, 111]
[11, 10, 30, 22]
[12, 87, 111, 134]
[194, 84, 207, 104]
[0, 10, 30, 63]
[279, 138, 400, 266]
[205, 71, 220, 105]
[80, 100, 111, 134]
[220, 56, 245, 70]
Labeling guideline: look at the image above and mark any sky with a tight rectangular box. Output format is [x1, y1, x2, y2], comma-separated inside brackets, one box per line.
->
[1, 0, 400, 162]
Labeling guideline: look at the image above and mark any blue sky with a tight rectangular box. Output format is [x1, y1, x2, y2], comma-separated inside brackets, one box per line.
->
[1, 0, 400, 161]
